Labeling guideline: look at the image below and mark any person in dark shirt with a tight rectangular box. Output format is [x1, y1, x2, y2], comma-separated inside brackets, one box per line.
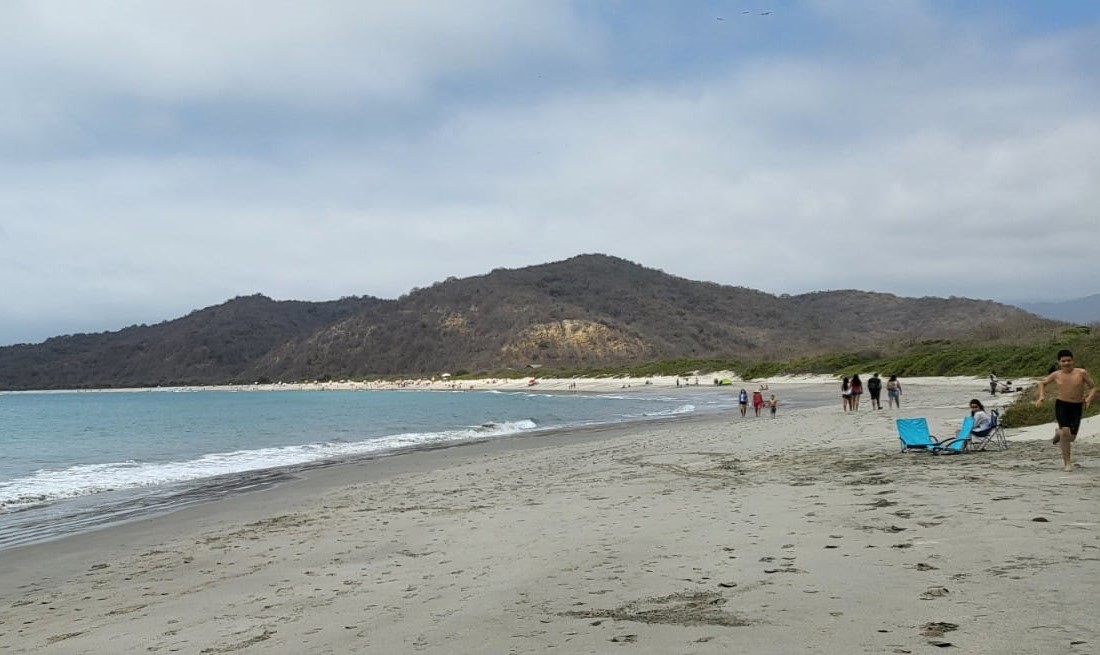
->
[867, 373, 883, 410]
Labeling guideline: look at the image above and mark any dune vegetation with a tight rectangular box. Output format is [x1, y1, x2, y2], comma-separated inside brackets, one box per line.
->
[452, 326, 1099, 429]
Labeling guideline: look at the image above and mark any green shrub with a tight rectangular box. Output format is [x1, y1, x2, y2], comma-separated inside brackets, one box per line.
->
[1001, 381, 1100, 428]
[447, 333, 1100, 399]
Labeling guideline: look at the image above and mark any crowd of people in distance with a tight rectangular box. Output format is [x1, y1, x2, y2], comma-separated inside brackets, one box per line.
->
[835, 350, 1093, 473]
[733, 352, 1093, 473]
[841, 373, 902, 411]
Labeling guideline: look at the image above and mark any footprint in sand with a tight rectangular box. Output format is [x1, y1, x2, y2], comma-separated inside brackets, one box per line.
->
[920, 586, 950, 600]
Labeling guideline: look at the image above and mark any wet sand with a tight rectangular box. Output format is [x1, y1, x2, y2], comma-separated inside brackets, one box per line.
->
[1, 382, 1097, 654]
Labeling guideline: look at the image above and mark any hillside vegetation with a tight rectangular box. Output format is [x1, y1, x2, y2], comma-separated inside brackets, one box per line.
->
[0, 254, 1067, 390]
[735, 327, 1099, 429]
[739, 327, 1096, 380]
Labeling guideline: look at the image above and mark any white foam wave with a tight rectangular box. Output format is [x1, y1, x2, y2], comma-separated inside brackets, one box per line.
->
[609, 404, 697, 421]
[0, 420, 538, 510]
[645, 404, 696, 417]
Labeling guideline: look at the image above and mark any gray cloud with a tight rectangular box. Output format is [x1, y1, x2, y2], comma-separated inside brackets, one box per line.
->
[1, 1, 1098, 345]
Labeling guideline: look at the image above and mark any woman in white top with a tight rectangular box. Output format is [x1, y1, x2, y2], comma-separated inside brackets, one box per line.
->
[969, 399, 993, 437]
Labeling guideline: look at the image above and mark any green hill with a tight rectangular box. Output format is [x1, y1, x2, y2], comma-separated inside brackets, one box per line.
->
[0, 254, 1065, 390]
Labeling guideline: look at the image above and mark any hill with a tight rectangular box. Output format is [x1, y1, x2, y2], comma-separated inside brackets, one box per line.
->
[0, 294, 382, 390]
[0, 255, 1062, 390]
[1018, 293, 1100, 325]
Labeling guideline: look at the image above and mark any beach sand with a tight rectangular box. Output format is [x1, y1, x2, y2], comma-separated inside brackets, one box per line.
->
[1, 382, 1097, 654]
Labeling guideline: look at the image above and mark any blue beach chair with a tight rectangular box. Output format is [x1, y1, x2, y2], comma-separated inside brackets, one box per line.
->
[929, 416, 975, 455]
[896, 418, 941, 452]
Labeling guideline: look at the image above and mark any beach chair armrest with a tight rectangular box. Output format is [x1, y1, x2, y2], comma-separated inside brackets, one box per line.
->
[930, 437, 967, 454]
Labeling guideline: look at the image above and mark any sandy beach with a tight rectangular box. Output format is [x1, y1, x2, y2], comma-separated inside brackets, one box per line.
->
[1, 380, 1097, 654]
[76, 372, 1027, 395]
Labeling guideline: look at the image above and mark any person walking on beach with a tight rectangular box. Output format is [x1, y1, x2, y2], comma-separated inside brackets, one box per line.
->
[768, 394, 778, 417]
[887, 375, 902, 408]
[1034, 349, 1096, 472]
[989, 372, 998, 396]
[752, 389, 764, 416]
[841, 377, 851, 412]
[867, 373, 883, 410]
[849, 374, 864, 411]
[738, 388, 749, 416]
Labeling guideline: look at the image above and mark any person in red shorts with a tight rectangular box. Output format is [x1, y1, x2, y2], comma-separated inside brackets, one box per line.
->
[751, 389, 764, 417]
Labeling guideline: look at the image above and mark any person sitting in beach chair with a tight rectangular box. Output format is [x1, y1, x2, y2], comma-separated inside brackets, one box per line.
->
[969, 399, 993, 437]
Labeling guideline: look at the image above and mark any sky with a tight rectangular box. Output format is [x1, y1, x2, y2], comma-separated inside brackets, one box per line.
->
[2, 1, 1099, 346]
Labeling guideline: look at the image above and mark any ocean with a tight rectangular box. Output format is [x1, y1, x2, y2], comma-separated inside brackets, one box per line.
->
[0, 387, 726, 550]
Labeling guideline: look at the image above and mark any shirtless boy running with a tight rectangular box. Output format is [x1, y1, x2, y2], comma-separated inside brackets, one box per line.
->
[1034, 349, 1096, 472]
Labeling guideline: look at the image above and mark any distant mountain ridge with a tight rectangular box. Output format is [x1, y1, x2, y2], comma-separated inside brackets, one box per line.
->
[1018, 294, 1100, 325]
[0, 254, 1061, 390]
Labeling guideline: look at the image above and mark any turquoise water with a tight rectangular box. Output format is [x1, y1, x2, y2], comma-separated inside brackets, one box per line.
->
[0, 388, 716, 548]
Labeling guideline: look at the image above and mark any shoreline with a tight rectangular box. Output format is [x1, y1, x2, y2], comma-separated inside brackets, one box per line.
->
[0, 372, 1029, 395]
[2, 382, 1095, 653]
[0, 410, 716, 553]
[0, 411, 721, 557]
[0, 379, 1034, 552]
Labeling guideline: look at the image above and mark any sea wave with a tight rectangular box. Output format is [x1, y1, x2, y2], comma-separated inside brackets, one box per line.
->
[0, 419, 539, 511]
[644, 404, 696, 417]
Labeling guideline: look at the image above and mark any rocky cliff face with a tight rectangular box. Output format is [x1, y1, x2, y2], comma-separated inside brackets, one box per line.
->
[499, 320, 652, 364]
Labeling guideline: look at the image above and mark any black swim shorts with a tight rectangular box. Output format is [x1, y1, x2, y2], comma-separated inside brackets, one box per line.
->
[1055, 399, 1084, 436]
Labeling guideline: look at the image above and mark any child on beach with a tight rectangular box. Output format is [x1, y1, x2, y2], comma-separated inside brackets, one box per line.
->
[768, 394, 778, 417]
[1034, 349, 1096, 472]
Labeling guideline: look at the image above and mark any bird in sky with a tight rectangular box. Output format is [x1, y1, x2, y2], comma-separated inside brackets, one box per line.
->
[761, 11, 773, 15]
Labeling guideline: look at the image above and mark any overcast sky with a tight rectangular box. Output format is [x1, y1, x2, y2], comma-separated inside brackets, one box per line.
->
[2, 1, 1098, 346]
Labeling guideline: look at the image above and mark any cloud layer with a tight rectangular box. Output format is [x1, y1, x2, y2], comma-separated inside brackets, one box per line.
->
[1, 1, 1098, 344]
